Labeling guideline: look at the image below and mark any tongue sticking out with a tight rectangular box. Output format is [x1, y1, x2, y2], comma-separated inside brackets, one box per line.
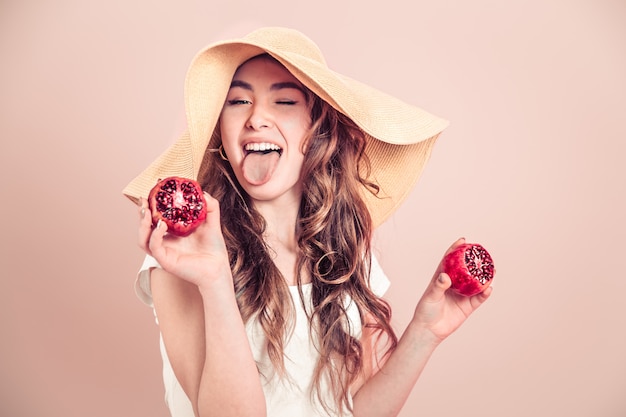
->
[242, 151, 281, 185]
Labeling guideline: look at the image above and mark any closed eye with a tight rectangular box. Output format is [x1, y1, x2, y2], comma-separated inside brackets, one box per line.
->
[227, 99, 251, 105]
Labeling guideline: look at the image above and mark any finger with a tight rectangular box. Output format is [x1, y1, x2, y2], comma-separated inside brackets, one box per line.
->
[139, 197, 150, 225]
[469, 285, 493, 309]
[194, 191, 220, 234]
[148, 219, 169, 263]
[138, 197, 145, 219]
[204, 192, 220, 219]
[432, 237, 467, 279]
[424, 272, 452, 303]
[137, 197, 153, 252]
[443, 237, 466, 257]
[196, 192, 221, 230]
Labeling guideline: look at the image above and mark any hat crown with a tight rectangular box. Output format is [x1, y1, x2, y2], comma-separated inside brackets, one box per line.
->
[244, 27, 327, 67]
[123, 27, 448, 228]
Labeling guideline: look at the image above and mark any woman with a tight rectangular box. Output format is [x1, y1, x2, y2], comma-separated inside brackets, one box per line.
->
[124, 27, 492, 417]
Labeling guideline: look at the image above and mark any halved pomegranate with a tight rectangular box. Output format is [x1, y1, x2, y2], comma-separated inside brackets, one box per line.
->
[148, 176, 207, 237]
[443, 243, 495, 296]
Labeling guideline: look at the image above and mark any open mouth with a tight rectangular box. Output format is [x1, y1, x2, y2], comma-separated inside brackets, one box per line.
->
[244, 142, 283, 156]
[241, 142, 283, 185]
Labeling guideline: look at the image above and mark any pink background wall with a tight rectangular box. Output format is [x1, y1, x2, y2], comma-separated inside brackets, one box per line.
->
[1, 1, 624, 416]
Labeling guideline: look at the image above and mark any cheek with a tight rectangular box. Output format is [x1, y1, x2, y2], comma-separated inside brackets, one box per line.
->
[281, 116, 310, 149]
[218, 122, 240, 161]
[219, 117, 231, 138]
[219, 118, 237, 144]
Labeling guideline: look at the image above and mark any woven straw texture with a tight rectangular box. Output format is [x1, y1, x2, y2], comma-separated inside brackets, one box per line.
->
[123, 27, 448, 227]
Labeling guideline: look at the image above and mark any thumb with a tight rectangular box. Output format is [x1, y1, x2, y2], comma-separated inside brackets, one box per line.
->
[197, 192, 222, 230]
[425, 272, 452, 303]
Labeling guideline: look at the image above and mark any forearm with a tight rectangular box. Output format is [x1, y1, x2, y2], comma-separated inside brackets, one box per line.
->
[152, 267, 266, 417]
[352, 321, 440, 417]
[195, 278, 266, 417]
[353, 242, 492, 416]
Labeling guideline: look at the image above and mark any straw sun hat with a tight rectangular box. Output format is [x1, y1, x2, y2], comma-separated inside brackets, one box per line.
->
[123, 27, 449, 227]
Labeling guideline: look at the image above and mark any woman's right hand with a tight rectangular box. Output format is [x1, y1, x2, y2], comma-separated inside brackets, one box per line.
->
[137, 192, 232, 288]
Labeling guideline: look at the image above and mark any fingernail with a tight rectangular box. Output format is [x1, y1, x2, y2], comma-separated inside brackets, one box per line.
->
[140, 207, 146, 217]
[438, 273, 446, 283]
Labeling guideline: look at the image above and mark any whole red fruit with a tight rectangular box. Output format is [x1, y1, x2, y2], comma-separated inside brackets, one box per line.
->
[443, 243, 495, 296]
[148, 176, 207, 237]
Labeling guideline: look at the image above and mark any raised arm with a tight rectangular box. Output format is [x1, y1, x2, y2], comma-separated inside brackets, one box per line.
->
[138, 195, 266, 417]
[352, 238, 493, 417]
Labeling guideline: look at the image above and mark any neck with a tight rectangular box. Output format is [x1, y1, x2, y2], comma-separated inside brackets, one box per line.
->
[252, 194, 303, 285]
[254, 197, 299, 248]
[251, 183, 302, 239]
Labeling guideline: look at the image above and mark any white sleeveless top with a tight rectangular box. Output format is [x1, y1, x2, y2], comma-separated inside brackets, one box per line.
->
[135, 254, 390, 417]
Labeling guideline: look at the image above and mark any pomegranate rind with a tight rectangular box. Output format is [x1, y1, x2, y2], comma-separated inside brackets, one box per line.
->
[148, 176, 207, 237]
[443, 243, 495, 296]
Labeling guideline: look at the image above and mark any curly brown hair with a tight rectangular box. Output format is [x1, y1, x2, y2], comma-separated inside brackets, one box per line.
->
[197, 56, 398, 415]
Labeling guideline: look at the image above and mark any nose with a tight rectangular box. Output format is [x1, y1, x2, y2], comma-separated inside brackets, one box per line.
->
[246, 102, 273, 130]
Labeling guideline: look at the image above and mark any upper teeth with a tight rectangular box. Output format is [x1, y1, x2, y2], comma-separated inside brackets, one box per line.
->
[245, 143, 281, 152]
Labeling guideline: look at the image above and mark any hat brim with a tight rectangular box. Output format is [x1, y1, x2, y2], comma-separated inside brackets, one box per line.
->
[123, 27, 448, 227]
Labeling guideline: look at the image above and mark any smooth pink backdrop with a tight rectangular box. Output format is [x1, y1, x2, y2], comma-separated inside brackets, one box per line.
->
[1, 1, 624, 416]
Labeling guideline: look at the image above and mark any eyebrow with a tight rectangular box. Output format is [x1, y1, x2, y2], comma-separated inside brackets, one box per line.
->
[229, 80, 305, 94]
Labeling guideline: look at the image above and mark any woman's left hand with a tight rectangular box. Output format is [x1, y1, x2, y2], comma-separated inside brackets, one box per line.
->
[410, 237, 493, 346]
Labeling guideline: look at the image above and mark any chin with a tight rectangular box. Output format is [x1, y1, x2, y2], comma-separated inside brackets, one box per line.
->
[244, 183, 303, 206]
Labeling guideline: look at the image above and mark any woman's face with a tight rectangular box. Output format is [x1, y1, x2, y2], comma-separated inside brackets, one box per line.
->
[220, 56, 311, 207]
